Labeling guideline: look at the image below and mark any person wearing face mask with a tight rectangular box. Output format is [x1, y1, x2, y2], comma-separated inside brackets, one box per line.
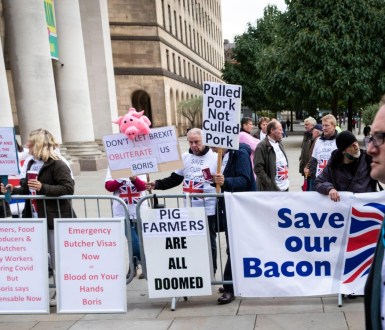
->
[314, 130, 378, 202]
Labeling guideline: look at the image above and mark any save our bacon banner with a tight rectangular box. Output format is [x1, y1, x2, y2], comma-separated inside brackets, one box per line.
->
[224, 191, 385, 297]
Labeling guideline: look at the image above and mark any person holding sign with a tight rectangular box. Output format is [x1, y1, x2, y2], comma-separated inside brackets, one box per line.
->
[212, 142, 257, 304]
[254, 120, 289, 191]
[0, 129, 75, 271]
[145, 128, 219, 274]
[105, 168, 147, 278]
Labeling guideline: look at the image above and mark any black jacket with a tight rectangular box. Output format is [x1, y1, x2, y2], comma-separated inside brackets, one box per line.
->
[314, 149, 377, 194]
[14, 158, 75, 228]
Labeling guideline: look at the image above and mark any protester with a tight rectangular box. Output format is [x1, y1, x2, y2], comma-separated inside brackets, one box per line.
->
[105, 168, 146, 279]
[363, 125, 371, 150]
[239, 117, 260, 175]
[364, 105, 385, 329]
[254, 120, 289, 191]
[299, 116, 317, 179]
[212, 143, 256, 304]
[0, 128, 75, 306]
[304, 124, 323, 191]
[314, 131, 377, 201]
[309, 114, 338, 181]
[145, 128, 218, 274]
[253, 117, 269, 140]
[286, 119, 291, 131]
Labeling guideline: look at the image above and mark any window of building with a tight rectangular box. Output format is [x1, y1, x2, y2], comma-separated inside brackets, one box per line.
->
[174, 11, 178, 37]
[168, 5, 172, 33]
[172, 53, 176, 73]
[161, 0, 166, 28]
[166, 49, 170, 71]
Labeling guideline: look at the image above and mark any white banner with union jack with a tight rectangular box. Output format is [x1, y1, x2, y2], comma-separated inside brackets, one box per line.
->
[224, 191, 385, 297]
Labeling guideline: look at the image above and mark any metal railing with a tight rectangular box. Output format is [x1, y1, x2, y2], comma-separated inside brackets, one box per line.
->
[0, 194, 137, 285]
[136, 193, 231, 287]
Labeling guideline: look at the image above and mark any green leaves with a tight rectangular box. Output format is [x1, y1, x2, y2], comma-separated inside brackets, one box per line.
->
[222, 0, 385, 115]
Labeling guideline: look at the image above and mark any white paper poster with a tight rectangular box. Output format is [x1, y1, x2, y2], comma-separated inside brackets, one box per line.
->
[202, 82, 242, 149]
[141, 208, 212, 298]
[54, 218, 127, 313]
[0, 219, 49, 314]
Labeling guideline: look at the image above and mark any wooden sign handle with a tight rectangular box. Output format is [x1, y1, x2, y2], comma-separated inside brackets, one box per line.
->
[216, 148, 222, 193]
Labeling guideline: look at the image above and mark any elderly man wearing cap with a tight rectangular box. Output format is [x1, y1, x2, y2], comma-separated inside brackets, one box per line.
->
[314, 130, 378, 201]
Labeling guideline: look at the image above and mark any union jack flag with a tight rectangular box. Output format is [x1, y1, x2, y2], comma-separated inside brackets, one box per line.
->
[119, 185, 141, 205]
[316, 159, 328, 176]
[342, 203, 385, 284]
[276, 164, 288, 181]
[183, 179, 204, 200]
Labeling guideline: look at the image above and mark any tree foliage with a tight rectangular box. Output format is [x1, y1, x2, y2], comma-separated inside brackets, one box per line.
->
[362, 103, 380, 126]
[177, 97, 203, 128]
[222, 0, 385, 125]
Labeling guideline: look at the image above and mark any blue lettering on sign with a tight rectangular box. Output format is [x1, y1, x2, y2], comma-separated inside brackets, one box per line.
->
[277, 208, 344, 229]
[243, 258, 331, 278]
[285, 236, 337, 252]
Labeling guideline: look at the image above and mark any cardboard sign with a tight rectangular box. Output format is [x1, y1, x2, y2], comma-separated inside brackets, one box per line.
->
[141, 208, 212, 298]
[0, 219, 49, 314]
[0, 127, 19, 176]
[54, 218, 127, 313]
[202, 82, 242, 149]
[103, 126, 183, 178]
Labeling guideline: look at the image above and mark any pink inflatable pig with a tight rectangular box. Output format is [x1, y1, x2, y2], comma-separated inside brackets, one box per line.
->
[113, 108, 151, 140]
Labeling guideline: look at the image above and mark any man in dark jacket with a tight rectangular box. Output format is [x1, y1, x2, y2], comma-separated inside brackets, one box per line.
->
[364, 105, 385, 329]
[314, 130, 377, 201]
[212, 143, 256, 304]
[254, 120, 289, 191]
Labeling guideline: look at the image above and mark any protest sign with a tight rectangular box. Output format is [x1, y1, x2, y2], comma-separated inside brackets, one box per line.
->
[224, 191, 385, 297]
[103, 126, 182, 178]
[54, 218, 127, 313]
[225, 192, 350, 297]
[0, 127, 19, 176]
[0, 219, 49, 314]
[202, 82, 242, 149]
[141, 207, 212, 298]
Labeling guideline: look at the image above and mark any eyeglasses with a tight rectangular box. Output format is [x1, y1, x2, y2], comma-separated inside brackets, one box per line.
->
[368, 132, 385, 147]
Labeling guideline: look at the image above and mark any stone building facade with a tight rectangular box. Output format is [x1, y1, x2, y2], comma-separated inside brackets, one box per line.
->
[109, 0, 224, 136]
[0, 0, 224, 171]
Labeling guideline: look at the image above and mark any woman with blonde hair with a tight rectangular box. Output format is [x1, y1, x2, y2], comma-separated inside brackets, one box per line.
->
[1, 128, 75, 271]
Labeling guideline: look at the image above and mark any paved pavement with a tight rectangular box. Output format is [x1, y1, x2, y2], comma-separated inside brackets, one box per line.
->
[0, 126, 366, 330]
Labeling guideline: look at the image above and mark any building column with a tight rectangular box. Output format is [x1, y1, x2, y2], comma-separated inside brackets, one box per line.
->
[79, 0, 119, 146]
[3, 0, 62, 143]
[54, 0, 106, 171]
[0, 36, 13, 127]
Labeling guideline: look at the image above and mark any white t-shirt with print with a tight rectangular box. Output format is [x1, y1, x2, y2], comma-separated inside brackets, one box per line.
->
[271, 140, 289, 191]
[311, 138, 337, 177]
[174, 149, 217, 216]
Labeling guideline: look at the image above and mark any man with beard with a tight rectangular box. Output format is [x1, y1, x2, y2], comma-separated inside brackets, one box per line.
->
[314, 130, 378, 201]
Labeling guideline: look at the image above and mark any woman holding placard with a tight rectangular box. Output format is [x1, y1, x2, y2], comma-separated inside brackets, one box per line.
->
[0, 128, 75, 270]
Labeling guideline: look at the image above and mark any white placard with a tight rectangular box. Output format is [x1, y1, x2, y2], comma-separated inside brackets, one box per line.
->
[102, 126, 182, 177]
[0, 127, 19, 175]
[130, 157, 158, 175]
[202, 82, 242, 149]
[54, 218, 127, 313]
[141, 208, 212, 298]
[0, 219, 49, 314]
